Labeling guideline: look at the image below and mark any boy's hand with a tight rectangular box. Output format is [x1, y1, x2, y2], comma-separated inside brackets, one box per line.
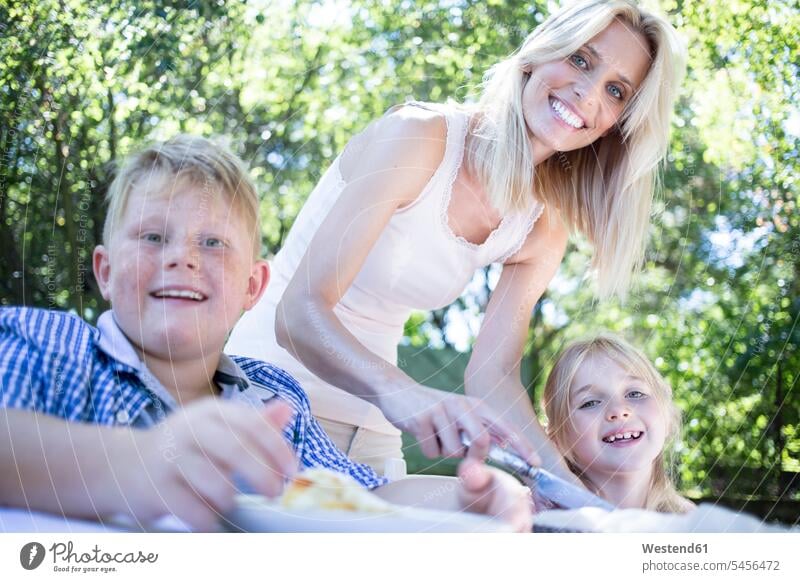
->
[457, 458, 533, 532]
[117, 399, 296, 531]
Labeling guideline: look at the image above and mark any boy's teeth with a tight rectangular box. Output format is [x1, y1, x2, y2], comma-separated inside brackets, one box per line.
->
[154, 290, 205, 300]
[550, 98, 584, 129]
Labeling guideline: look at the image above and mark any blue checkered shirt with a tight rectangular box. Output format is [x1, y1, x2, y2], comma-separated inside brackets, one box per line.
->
[0, 307, 387, 489]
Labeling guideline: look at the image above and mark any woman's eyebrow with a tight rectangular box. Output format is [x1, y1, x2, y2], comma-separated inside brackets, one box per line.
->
[585, 43, 633, 90]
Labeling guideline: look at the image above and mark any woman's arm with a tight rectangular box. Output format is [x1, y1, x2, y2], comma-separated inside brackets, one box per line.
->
[464, 204, 581, 484]
[276, 107, 533, 462]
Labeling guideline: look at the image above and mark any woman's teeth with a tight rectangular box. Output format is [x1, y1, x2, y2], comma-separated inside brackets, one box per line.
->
[602, 431, 642, 443]
[550, 97, 584, 129]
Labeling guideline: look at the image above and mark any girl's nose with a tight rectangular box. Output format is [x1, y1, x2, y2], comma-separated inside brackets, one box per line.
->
[606, 403, 632, 422]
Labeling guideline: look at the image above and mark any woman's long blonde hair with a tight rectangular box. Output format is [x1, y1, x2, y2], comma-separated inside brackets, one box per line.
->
[542, 334, 690, 513]
[466, 0, 686, 299]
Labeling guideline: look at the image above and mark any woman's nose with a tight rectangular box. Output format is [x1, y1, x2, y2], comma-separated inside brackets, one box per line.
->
[573, 75, 603, 111]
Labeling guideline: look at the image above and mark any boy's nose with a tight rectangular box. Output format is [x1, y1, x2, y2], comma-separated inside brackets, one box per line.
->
[164, 242, 199, 270]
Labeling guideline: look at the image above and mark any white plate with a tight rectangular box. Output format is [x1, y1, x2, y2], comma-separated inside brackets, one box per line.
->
[224, 495, 513, 533]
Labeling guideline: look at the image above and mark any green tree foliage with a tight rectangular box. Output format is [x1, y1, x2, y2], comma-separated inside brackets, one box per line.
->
[1, 0, 797, 509]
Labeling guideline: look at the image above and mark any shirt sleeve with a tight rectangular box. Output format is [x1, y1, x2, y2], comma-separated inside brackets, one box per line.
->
[235, 358, 389, 489]
[295, 411, 389, 490]
[0, 308, 94, 416]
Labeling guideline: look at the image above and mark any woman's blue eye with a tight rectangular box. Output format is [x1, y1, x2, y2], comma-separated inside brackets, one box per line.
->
[571, 54, 588, 68]
[608, 84, 624, 100]
[143, 233, 163, 243]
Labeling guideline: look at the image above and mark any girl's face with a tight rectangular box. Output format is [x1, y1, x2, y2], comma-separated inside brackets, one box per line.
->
[522, 18, 652, 159]
[562, 353, 667, 481]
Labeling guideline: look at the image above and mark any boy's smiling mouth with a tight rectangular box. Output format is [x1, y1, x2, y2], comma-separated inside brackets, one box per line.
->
[151, 287, 208, 301]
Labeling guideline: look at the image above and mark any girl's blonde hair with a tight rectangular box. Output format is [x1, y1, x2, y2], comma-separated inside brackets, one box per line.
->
[103, 134, 261, 258]
[466, 0, 686, 299]
[542, 334, 690, 513]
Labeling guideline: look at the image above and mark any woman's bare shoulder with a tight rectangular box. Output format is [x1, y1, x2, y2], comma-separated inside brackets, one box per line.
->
[339, 104, 449, 199]
[372, 104, 448, 161]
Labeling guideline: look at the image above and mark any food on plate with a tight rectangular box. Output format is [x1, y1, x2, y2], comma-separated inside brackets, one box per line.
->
[280, 468, 392, 513]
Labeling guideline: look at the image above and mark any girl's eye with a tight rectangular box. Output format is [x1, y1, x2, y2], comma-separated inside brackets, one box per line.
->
[578, 399, 600, 409]
[571, 54, 588, 68]
[627, 390, 647, 399]
[143, 233, 163, 243]
[608, 84, 624, 100]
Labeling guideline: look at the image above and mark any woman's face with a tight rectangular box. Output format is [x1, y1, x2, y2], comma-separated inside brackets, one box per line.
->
[522, 18, 652, 160]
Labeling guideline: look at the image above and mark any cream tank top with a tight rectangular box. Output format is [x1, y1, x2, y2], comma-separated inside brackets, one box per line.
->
[225, 102, 544, 435]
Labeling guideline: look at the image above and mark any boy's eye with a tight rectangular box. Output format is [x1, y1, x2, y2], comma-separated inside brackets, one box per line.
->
[578, 399, 600, 410]
[143, 233, 163, 243]
[570, 54, 588, 69]
[203, 237, 226, 248]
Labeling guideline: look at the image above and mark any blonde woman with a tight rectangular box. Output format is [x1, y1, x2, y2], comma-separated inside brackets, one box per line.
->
[227, 0, 686, 479]
[542, 334, 694, 512]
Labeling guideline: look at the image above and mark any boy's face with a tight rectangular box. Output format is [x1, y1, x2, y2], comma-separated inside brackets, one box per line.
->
[93, 175, 268, 363]
[563, 353, 667, 482]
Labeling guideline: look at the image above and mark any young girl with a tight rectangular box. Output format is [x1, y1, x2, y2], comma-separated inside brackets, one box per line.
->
[543, 334, 694, 513]
[227, 0, 686, 478]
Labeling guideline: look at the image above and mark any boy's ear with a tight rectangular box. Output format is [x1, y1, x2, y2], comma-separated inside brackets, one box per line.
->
[243, 259, 270, 311]
[93, 245, 112, 301]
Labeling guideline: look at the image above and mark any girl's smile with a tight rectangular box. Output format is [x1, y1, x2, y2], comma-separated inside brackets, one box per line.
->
[565, 352, 667, 479]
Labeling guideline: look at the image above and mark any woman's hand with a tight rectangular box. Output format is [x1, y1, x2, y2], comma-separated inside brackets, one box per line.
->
[377, 383, 540, 465]
[457, 458, 533, 532]
[119, 399, 297, 531]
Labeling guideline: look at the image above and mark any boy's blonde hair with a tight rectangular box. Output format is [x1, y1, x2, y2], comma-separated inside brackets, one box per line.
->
[467, 0, 686, 299]
[542, 334, 690, 513]
[103, 134, 261, 257]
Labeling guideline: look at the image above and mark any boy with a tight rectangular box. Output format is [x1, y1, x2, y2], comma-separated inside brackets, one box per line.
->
[0, 135, 531, 531]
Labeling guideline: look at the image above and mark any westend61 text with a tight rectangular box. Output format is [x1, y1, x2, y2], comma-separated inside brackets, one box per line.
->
[642, 543, 708, 554]
[49, 542, 159, 564]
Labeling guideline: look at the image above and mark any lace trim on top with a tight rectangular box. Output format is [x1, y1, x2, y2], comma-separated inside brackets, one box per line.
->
[438, 112, 515, 251]
[495, 200, 546, 264]
[440, 110, 544, 256]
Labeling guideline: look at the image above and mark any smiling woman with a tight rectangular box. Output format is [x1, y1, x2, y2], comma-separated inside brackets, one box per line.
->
[226, 0, 687, 481]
